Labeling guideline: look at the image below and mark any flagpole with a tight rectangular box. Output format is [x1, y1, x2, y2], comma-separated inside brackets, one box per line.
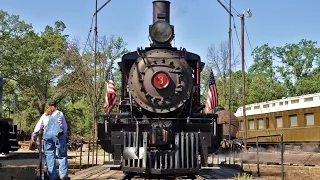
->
[228, 0, 232, 151]
[92, 0, 98, 167]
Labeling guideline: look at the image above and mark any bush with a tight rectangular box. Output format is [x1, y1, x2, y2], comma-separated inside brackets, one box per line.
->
[235, 173, 253, 180]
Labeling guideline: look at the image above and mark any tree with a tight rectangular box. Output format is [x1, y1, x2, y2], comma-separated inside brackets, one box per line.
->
[246, 73, 286, 104]
[0, 10, 68, 132]
[249, 44, 276, 79]
[246, 44, 286, 104]
[200, 64, 212, 104]
[295, 67, 320, 95]
[57, 35, 128, 137]
[274, 39, 320, 96]
[244, 39, 320, 105]
[0, 10, 34, 78]
[229, 70, 243, 112]
[59, 97, 92, 136]
[205, 41, 240, 110]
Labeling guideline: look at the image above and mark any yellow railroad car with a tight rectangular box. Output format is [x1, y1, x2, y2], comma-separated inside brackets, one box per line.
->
[235, 93, 320, 149]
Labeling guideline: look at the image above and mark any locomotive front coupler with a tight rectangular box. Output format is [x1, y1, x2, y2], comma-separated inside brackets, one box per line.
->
[149, 127, 170, 146]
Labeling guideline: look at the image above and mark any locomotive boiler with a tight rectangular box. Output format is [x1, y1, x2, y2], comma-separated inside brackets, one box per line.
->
[98, 1, 223, 178]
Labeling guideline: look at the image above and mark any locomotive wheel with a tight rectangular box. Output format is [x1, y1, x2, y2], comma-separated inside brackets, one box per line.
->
[128, 49, 193, 113]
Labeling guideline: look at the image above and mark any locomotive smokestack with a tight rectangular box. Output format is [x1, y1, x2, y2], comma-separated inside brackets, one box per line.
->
[153, 0, 170, 24]
[0, 77, 3, 117]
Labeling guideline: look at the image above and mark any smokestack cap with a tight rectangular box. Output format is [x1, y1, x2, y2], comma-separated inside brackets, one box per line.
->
[153, 0, 171, 23]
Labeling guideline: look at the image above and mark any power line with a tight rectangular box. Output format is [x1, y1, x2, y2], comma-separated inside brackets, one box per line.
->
[222, 0, 240, 16]
[220, 0, 253, 71]
[232, 16, 241, 52]
[216, 0, 233, 17]
[82, 16, 94, 55]
[231, 31, 235, 70]
[232, 16, 249, 71]
[244, 23, 253, 54]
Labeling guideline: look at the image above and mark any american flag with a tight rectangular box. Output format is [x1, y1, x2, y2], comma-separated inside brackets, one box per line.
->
[205, 70, 218, 112]
[104, 71, 117, 112]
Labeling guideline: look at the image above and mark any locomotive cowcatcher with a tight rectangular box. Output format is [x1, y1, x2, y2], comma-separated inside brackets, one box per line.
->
[98, 1, 223, 178]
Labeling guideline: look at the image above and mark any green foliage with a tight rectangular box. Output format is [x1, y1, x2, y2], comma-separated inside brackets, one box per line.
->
[2, 9, 320, 138]
[246, 73, 286, 104]
[61, 97, 92, 136]
[0, 10, 68, 133]
[249, 44, 275, 77]
[200, 64, 212, 104]
[295, 67, 320, 95]
[204, 39, 320, 112]
[235, 173, 253, 180]
[205, 41, 240, 111]
[274, 40, 320, 96]
[0, 10, 128, 137]
[56, 35, 128, 133]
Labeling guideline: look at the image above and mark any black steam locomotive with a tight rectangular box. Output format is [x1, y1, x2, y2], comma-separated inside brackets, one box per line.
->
[98, 1, 223, 178]
[0, 78, 19, 154]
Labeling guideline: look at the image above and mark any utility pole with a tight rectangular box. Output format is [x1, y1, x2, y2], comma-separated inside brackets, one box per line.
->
[217, 0, 251, 150]
[93, 0, 112, 165]
[228, 0, 232, 146]
[93, 0, 98, 167]
[240, 14, 247, 150]
[216, 0, 233, 149]
[240, 9, 252, 151]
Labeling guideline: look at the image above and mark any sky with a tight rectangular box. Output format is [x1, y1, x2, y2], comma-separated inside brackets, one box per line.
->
[1, 0, 320, 71]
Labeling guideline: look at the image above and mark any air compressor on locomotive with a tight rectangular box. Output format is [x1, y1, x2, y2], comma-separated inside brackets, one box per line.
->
[98, 1, 223, 178]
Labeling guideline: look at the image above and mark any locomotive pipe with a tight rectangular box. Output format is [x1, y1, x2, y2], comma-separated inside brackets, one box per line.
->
[105, 112, 130, 117]
[153, 0, 170, 23]
[192, 113, 218, 119]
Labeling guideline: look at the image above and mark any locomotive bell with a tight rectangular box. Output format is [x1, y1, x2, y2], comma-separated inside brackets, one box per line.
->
[149, 1, 174, 46]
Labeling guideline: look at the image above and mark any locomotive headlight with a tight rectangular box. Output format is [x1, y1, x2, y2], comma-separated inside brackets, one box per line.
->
[149, 21, 174, 43]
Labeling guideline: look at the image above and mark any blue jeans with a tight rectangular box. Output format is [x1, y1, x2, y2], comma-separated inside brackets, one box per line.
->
[44, 136, 68, 180]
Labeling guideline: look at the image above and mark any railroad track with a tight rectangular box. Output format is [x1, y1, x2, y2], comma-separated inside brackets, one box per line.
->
[5, 150, 320, 179]
[69, 165, 243, 179]
[1, 152, 242, 179]
[237, 151, 320, 167]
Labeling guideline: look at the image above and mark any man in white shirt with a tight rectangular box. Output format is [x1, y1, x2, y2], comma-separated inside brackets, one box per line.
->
[32, 100, 69, 180]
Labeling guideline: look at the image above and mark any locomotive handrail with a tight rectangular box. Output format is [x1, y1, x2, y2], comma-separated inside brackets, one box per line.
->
[101, 112, 219, 120]
[104, 117, 218, 121]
